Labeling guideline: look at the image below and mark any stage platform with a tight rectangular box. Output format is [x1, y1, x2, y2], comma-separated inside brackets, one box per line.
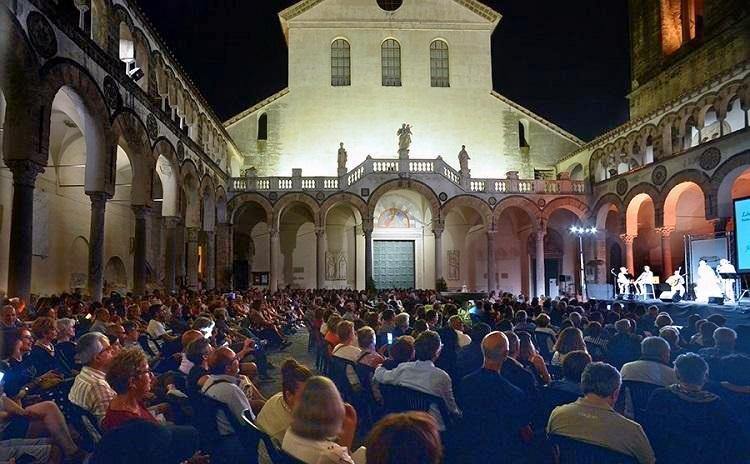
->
[595, 298, 750, 328]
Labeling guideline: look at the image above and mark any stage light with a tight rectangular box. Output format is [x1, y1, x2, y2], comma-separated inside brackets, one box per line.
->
[569, 225, 598, 301]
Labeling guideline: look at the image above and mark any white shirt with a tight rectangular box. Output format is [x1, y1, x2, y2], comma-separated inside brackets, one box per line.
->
[373, 359, 459, 430]
[256, 392, 292, 445]
[282, 428, 361, 464]
[455, 330, 472, 348]
[147, 319, 167, 339]
[68, 366, 116, 423]
[620, 359, 677, 387]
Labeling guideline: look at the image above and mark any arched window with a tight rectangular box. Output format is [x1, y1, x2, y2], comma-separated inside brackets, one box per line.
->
[518, 120, 530, 148]
[331, 39, 351, 86]
[381, 39, 401, 87]
[430, 40, 449, 87]
[257, 113, 268, 141]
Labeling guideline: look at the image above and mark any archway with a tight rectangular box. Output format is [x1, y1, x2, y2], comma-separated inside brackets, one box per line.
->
[104, 256, 128, 295]
[625, 193, 658, 275]
[569, 163, 584, 181]
[233, 200, 272, 290]
[663, 182, 713, 272]
[545, 209, 582, 298]
[443, 203, 488, 291]
[278, 201, 317, 289]
[372, 189, 435, 289]
[324, 203, 363, 289]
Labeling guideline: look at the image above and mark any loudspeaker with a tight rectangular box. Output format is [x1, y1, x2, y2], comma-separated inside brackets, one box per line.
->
[708, 296, 724, 305]
[659, 291, 674, 302]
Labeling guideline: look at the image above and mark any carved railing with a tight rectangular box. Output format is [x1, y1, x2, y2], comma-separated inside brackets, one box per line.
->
[231, 155, 586, 196]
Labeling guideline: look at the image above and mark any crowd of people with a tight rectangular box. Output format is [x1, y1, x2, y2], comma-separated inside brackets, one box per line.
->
[0, 287, 748, 463]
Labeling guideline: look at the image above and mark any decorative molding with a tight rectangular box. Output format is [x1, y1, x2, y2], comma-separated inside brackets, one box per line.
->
[146, 114, 159, 140]
[102, 76, 121, 111]
[699, 147, 721, 171]
[651, 165, 667, 185]
[616, 178, 629, 196]
[27, 11, 57, 59]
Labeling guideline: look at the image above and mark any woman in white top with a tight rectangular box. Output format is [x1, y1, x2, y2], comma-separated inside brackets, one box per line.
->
[282, 376, 364, 464]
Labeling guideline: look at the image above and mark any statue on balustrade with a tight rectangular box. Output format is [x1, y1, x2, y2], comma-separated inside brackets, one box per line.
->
[337, 142, 347, 171]
[397, 123, 412, 159]
[458, 145, 470, 174]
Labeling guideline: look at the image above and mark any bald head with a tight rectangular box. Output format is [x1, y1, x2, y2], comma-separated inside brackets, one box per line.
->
[182, 329, 203, 349]
[481, 331, 509, 368]
[208, 346, 239, 376]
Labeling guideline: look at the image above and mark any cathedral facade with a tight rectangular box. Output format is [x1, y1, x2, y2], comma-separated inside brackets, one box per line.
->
[0, 0, 748, 301]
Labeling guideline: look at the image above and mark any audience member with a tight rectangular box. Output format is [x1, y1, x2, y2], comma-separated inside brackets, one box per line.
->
[365, 412, 441, 464]
[551, 327, 586, 367]
[69, 332, 117, 422]
[547, 362, 655, 463]
[606, 319, 642, 369]
[256, 359, 313, 444]
[620, 336, 677, 387]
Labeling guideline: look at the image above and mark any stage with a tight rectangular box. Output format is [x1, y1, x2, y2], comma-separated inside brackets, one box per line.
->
[594, 298, 750, 328]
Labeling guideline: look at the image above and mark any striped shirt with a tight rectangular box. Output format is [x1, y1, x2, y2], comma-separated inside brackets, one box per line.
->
[69, 366, 116, 422]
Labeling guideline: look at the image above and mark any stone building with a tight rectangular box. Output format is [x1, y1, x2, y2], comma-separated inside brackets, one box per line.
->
[0, 0, 748, 301]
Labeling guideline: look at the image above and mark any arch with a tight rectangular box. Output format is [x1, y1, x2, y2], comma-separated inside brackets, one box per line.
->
[215, 187, 228, 224]
[319, 192, 367, 226]
[273, 193, 320, 229]
[712, 149, 750, 218]
[568, 163, 584, 181]
[661, 170, 712, 219]
[38, 59, 113, 196]
[492, 196, 539, 229]
[111, 109, 151, 204]
[592, 194, 624, 229]
[625, 192, 657, 236]
[257, 113, 267, 141]
[229, 192, 273, 225]
[331, 38, 351, 87]
[541, 196, 591, 222]
[663, 180, 710, 229]
[104, 256, 128, 292]
[440, 195, 492, 226]
[367, 178, 440, 222]
[154, 153, 178, 216]
[622, 182, 662, 217]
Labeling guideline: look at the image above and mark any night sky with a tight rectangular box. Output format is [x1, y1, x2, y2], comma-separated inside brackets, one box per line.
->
[134, 0, 630, 142]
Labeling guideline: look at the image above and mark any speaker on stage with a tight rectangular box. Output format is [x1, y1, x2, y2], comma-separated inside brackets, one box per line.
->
[659, 291, 674, 302]
[708, 296, 724, 305]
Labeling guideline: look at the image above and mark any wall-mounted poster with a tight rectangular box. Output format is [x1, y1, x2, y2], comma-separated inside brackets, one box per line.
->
[252, 272, 269, 286]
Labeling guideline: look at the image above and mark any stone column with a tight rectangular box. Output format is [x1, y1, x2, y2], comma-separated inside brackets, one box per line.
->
[204, 231, 215, 289]
[6, 160, 44, 302]
[175, 222, 185, 287]
[132, 206, 149, 296]
[269, 227, 279, 292]
[620, 234, 636, 274]
[594, 237, 608, 284]
[185, 227, 200, 290]
[363, 219, 374, 290]
[215, 223, 232, 290]
[535, 229, 546, 297]
[433, 221, 445, 287]
[487, 230, 497, 292]
[658, 227, 675, 277]
[163, 217, 180, 294]
[316, 227, 326, 289]
[87, 192, 109, 302]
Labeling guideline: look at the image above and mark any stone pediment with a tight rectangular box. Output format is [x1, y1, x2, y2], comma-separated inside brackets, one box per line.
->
[279, 0, 501, 39]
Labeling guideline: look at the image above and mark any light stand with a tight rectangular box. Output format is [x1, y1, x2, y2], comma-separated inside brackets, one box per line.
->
[570, 226, 598, 301]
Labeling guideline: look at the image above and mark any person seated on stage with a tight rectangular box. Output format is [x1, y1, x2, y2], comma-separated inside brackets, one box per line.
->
[666, 270, 686, 297]
[617, 267, 632, 295]
[635, 266, 654, 296]
[694, 260, 724, 303]
[547, 362, 655, 464]
[621, 337, 677, 387]
[716, 259, 737, 303]
[643, 353, 749, 464]
[698, 327, 736, 360]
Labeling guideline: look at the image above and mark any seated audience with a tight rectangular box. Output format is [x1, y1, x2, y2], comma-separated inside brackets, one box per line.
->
[517, 331, 551, 385]
[501, 331, 538, 400]
[458, 331, 531, 461]
[185, 337, 212, 396]
[456, 322, 492, 379]
[392, 313, 411, 338]
[55, 317, 78, 369]
[365, 412, 441, 464]
[69, 332, 117, 422]
[381, 335, 415, 370]
[102, 348, 162, 431]
[282, 376, 362, 464]
[3, 327, 62, 398]
[705, 354, 750, 440]
[374, 330, 460, 430]
[551, 327, 587, 367]
[332, 321, 361, 363]
[547, 362, 655, 464]
[621, 336, 677, 387]
[448, 315, 471, 348]
[606, 319, 642, 370]
[658, 326, 683, 363]
[356, 327, 384, 368]
[256, 359, 313, 444]
[644, 353, 749, 464]
[698, 327, 736, 359]
[27, 317, 72, 377]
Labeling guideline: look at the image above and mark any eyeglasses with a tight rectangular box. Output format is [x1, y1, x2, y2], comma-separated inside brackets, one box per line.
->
[135, 368, 152, 377]
[20, 335, 33, 341]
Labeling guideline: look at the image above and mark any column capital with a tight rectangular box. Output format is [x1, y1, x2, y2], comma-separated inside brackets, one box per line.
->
[268, 226, 279, 238]
[432, 219, 445, 237]
[315, 226, 326, 238]
[6, 160, 44, 187]
[163, 216, 181, 228]
[86, 191, 111, 204]
[362, 218, 374, 235]
[620, 233, 636, 245]
[656, 226, 676, 238]
[131, 205, 150, 219]
[186, 227, 200, 242]
[487, 229, 497, 239]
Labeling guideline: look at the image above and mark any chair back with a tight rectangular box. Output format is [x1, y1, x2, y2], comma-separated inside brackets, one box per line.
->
[622, 380, 660, 422]
[328, 356, 359, 403]
[549, 434, 638, 464]
[585, 341, 607, 362]
[535, 332, 555, 362]
[241, 411, 305, 464]
[378, 383, 452, 427]
[61, 400, 103, 451]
